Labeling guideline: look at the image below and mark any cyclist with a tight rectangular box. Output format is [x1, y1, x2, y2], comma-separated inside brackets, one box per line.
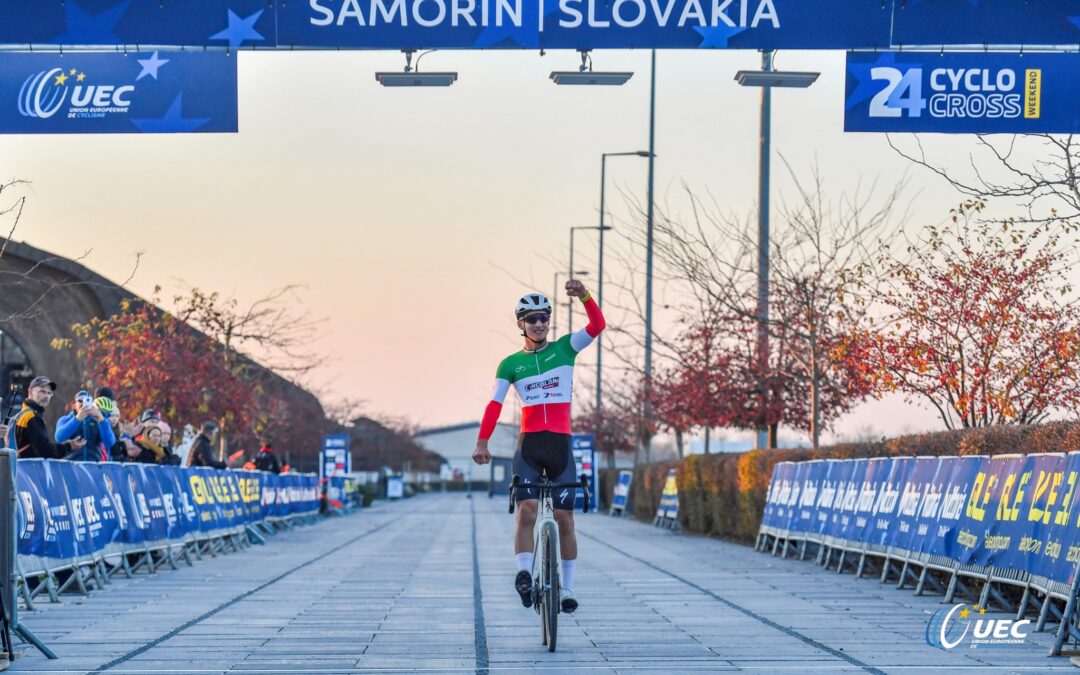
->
[472, 279, 605, 614]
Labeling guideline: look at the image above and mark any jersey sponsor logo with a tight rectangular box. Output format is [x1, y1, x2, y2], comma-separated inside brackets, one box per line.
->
[525, 376, 560, 392]
[514, 365, 527, 373]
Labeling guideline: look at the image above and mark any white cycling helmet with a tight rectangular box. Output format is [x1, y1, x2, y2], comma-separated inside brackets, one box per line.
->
[515, 293, 552, 320]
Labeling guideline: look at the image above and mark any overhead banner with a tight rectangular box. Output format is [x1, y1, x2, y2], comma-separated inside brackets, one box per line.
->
[845, 52, 1080, 135]
[761, 452, 1080, 587]
[890, 0, 1080, 48]
[7, 1, 1080, 50]
[0, 51, 237, 134]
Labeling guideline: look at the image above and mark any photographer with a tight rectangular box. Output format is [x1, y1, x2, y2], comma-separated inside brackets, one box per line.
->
[55, 390, 116, 462]
[13, 376, 85, 459]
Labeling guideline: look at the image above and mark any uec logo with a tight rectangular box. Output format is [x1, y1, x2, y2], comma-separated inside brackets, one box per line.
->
[18, 67, 135, 119]
[18, 68, 67, 119]
[926, 604, 1031, 650]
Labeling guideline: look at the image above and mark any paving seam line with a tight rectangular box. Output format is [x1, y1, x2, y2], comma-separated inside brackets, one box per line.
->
[90, 515, 401, 673]
[580, 531, 886, 675]
[470, 497, 490, 675]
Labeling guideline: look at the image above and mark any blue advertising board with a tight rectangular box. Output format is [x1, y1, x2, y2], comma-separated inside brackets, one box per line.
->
[761, 451, 1080, 586]
[321, 433, 351, 480]
[0, 51, 237, 134]
[611, 470, 632, 514]
[845, 52, 1080, 135]
[14, 460, 319, 560]
[571, 433, 596, 512]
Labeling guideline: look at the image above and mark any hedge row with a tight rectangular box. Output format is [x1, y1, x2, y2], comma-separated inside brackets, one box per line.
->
[600, 422, 1080, 545]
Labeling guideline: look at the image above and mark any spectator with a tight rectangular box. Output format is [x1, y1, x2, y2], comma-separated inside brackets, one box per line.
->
[141, 409, 161, 429]
[187, 422, 225, 469]
[55, 391, 116, 462]
[254, 440, 282, 474]
[13, 376, 85, 459]
[0, 422, 8, 449]
[129, 425, 179, 465]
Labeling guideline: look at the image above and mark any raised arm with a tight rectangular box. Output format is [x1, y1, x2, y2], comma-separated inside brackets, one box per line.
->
[567, 282, 606, 352]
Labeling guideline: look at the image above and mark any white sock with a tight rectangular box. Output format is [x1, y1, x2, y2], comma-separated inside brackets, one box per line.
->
[516, 552, 534, 572]
[561, 559, 576, 591]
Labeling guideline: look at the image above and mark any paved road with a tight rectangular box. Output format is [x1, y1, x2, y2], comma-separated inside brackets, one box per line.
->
[7, 493, 1076, 673]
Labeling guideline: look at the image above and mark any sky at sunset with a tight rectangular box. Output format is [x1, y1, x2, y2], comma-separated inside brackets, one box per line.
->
[2, 47, 1023, 448]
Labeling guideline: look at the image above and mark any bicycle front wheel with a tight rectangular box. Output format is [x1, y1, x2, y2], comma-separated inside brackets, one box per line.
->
[541, 521, 559, 652]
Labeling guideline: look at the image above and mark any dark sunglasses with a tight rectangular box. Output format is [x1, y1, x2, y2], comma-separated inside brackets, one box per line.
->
[522, 313, 550, 325]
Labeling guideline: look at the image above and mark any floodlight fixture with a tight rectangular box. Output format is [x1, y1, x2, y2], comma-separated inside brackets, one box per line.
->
[734, 70, 819, 88]
[376, 49, 458, 87]
[551, 50, 633, 86]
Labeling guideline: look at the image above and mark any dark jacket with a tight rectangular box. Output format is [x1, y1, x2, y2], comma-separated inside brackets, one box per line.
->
[13, 401, 73, 460]
[187, 433, 225, 469]
[254, 446, 282, 474]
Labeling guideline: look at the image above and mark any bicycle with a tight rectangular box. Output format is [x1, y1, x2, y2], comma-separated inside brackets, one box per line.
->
[509, 471, 590, 652]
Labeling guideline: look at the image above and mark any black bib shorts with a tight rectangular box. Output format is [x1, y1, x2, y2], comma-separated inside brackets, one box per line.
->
[512, 431, 578, 511]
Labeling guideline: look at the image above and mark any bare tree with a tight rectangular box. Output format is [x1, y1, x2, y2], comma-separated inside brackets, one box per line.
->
[0, 179, 142, 323]
[889, 133, 1080, 223]
[620, 162, 905, 448]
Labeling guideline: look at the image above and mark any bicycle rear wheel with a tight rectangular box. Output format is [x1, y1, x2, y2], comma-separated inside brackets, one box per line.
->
[541, 521, 559, 652]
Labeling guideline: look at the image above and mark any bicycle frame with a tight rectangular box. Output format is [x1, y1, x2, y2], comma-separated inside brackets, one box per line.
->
[509, 472, 590, 652]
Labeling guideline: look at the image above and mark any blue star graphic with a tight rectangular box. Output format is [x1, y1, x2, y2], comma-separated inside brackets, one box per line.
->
[209, 9, 265, 48]
[136, 51, 170, 81]
[845, 51, 923, 110]
[52, 0, 130, 44]
[132, 94, 210, 133]
[694, 24, 746, 48]
[474, 0, 559, 49]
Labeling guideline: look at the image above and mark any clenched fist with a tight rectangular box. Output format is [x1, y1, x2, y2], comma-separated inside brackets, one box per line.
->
[565, 278, 588, 298]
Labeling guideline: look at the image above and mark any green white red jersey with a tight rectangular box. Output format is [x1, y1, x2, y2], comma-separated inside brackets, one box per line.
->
[478, 296, 605, 440]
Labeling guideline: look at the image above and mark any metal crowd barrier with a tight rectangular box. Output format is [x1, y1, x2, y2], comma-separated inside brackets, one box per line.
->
[6, 459, 328, 659]
[756, 449, 1080, 656]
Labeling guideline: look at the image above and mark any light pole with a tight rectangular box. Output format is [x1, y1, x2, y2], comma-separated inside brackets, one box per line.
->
[595, 150, 650, 468]
[568, 226, 611, 335]
[553, 270, 589, 340]
[643, 49, 657, 463]
[735, 52, 819, 450]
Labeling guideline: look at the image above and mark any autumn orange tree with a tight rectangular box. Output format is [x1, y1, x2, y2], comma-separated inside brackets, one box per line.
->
[855, 201, 1080, 428]
[59, 298, 253, 432]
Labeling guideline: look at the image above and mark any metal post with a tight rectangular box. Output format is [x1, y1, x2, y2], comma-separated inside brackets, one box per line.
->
[597, 156, 607, 467]
[643, 49, 657, 462]
[1, 449, 56, 658]
[552, 272, 562, 339]
[568, 230, 576, 335]
[755, 50, 773, 450]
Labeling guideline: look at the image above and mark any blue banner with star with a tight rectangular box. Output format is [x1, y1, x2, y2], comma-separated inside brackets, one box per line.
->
[845, 52, 1080, 135]
[0, 51, 236, 134]
[7, 1, 1080, 50]
[890, 0, 1080, 48]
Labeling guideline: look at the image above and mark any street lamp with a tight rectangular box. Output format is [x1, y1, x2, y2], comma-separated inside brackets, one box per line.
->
[595, 150, 651, 468]
[735, 51, 819, 450]
[568, 226, 611, 335]
[551, 51, 634, 86]
[553, 270, 589, 340]
[375, 50, 458, 87]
